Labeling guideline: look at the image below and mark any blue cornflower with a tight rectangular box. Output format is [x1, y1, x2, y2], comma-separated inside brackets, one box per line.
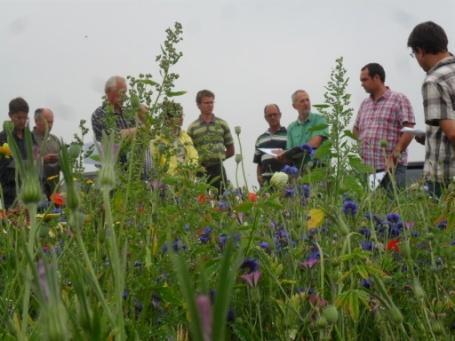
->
[388, 223, 402, 238]
[298, 184, 311, 199]
[359, 227, 371, 239]
[342, 199, 358, 216]
[241, 259, 259, 273]
[284, 187, 295, 197]
[361, 240, 374, 251]
[282, 165, 299, 176]
[274, 227, 291, 249]
[259, 241, 270, 250]
[218, 233, 228, 249]
[199, 227, 213, 244]
[299, 143, 314, 157]
[437, 220, 448, 230]
[217, 200, 230, 211]
[386, 213, 401, 223]
[360, 278, 373, 289]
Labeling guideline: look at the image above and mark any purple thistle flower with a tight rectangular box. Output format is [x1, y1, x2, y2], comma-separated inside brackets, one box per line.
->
[301, 247, 320, 269]
[386, 213, 401, 223]
[343, 199, 358, 216]
[299, 143, 314, 156]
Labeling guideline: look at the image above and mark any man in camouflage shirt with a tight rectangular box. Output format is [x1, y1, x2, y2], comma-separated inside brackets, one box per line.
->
[187, 89, 234, 194]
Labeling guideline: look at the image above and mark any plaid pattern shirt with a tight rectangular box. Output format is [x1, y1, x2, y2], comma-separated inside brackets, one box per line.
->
[354, 88, 415, 171]
[91, 104, 134, 142]
[422, 55, 455, 183]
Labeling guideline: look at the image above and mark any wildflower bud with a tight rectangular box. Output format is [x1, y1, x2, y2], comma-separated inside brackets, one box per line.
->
[234, 126, 241, 135]
[413, 279, 425, 300]
[20, 173, 42, 205]
[388, 305, 403, 323]
[316, 315, 328, 329]
[322, 305, 339, 324]
[235, 154, 242, 164]
[98, 164, 116, 190]
[401, 239, 412, 259]
[379, 140, 388, 148]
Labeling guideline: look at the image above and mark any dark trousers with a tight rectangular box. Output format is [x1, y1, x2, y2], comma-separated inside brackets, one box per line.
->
[379, 164, 406, 192]
[425, 181, 447, 199]
[200, 163, 227, 195]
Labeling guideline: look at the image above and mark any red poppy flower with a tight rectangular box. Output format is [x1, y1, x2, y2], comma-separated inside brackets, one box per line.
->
[386, 239, 400, 252]
[197, 194, 207, 204]
[247, 192, 257, 203]
[50, 192, 64, 206]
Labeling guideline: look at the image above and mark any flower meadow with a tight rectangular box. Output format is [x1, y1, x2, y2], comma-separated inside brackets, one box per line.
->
[1, 23, 455, 340]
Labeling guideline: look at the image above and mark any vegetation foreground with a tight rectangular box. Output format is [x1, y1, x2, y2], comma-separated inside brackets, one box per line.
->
[0, 23, 454, 340]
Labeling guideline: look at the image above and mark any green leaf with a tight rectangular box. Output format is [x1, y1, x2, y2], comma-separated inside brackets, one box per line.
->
[166, 90, 187, 97]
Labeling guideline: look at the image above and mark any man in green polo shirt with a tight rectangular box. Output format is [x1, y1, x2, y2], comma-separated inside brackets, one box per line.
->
[280, 90, 328, 169]
[187, 89, 234, 194]
[287, 89, 328, 149]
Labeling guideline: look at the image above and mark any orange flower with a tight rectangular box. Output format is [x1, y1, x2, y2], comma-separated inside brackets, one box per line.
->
[247, 192, 257, 203]
[386, 239, 400, 252]
[197, 194, 207, 204]
[50, 192, 64, 206]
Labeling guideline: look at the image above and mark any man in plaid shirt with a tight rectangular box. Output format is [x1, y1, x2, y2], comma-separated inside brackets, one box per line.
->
[353, 63, 416, 191]
[408, 21, 455, 198]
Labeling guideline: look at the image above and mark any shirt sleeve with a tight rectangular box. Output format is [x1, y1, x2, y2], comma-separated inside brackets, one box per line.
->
[398, 94, 416, 125]
[253, 137, 262, 163]
[423, 81, 455, 125]
[223, 121, 234, 146]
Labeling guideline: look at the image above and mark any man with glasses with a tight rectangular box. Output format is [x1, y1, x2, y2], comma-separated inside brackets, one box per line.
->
[353, 63, 415, 192]
[408, 21, 455, 197]
[253, 104, 287, 186]
[0, 97, 33, 208]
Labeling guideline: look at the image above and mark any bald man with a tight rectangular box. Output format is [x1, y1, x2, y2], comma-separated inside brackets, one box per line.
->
[32, 108, 61, 198]
[253, 104, 287, 186]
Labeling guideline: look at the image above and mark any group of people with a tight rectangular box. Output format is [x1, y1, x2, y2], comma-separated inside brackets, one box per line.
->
[0, 99, 60, 209]
[1, 21, 454, 210]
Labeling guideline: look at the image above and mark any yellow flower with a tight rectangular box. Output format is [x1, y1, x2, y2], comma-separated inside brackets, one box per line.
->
[308, 208, 325, 229]
[0, 143, 12, 157]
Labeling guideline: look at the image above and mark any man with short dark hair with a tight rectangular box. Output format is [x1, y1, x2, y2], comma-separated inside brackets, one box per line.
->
[187, 89, 234, 194]
[0, 97, 32, 208]
[353, 63, 415, 191]
[408, 21, 455, 197]
[253, 104, 287, 186]
[32, 108, 61, 198]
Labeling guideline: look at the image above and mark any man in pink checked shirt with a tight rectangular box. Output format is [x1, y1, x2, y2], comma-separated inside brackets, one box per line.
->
[353, 63, 416, 192]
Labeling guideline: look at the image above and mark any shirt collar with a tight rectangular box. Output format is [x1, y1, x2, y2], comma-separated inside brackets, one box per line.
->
[427, 55, 455, 75]
[267, 126, 286, 134]
[198, 113, 216, 124]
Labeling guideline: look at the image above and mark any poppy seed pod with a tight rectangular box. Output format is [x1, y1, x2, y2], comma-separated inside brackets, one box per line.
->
[234, 126, 241, 135]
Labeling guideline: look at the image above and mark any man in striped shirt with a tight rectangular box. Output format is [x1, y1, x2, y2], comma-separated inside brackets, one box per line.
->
[408, 21, 455, 197]
[253, 104, 287, 186]
[187, 90, 234, 194]
[353, 63, 415, 191]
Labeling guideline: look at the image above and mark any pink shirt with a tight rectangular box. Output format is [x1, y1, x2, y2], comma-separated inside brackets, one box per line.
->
[354, 88, 415, 171]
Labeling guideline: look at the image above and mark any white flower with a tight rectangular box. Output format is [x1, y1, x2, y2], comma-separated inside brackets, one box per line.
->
[270, 171, 288, 188]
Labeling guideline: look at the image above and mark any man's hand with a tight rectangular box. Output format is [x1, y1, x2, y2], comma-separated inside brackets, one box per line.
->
[385, 153, 398, 171]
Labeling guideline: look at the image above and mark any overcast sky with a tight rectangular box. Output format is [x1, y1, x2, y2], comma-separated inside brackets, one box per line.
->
[2, 0, 454, 188]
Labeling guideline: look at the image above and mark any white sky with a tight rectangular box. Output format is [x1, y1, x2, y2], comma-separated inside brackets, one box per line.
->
[1, 0, 455, 188]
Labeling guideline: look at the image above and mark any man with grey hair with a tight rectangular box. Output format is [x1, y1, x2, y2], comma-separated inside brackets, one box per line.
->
[32, 108, 61, 198]
[91, 75, 136, 142]
[287, 90, 328, 149]
[253, 104, 287, 186]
